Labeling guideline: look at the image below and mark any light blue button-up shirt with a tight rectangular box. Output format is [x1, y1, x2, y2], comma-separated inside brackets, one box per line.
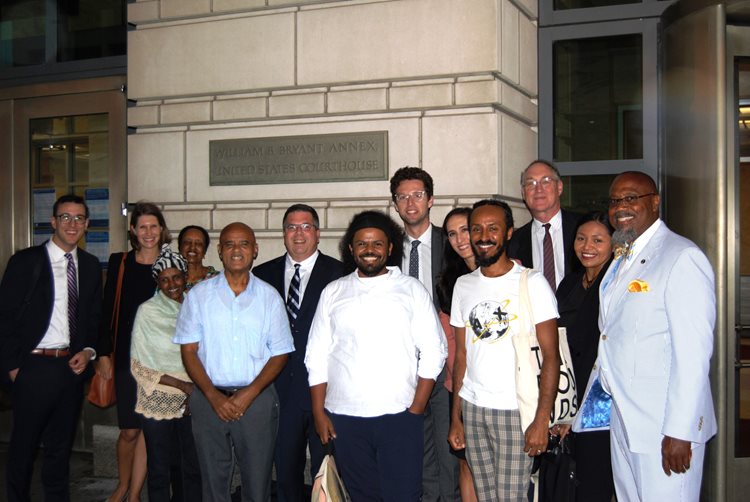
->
[174, 271, 294, 387]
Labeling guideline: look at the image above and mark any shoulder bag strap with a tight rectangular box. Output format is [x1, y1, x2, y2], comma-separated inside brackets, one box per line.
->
[109, 252, 127, 363]
[518, 268, 535, 331]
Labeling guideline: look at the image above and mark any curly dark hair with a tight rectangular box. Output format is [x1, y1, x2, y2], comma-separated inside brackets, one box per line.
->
[338, 210, 404, 274]
[436, 207, 474, 314]
[389, 166, 434, 200]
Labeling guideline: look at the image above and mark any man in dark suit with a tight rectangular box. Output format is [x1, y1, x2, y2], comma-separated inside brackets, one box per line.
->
[389, 167, 458, 502]
[0, 194, 102, 501]
[253, 203, 343, 502]
[508, 159, 580, 291]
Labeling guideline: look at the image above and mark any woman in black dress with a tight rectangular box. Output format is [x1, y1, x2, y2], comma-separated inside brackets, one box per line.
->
[556, 212, 614, 502]
[96, 202, 171, 502]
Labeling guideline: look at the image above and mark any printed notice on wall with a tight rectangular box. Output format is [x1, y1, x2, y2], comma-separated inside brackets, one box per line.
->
[209, 131, 388, 186]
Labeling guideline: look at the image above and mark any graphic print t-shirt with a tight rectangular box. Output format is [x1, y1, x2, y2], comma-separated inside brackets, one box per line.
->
[450, 263, 558, 410]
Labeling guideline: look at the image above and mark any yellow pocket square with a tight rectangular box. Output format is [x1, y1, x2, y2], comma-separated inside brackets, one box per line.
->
[628, 279, 650, 292]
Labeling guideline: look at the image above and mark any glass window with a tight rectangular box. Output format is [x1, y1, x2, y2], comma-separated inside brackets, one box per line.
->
[560, 174, 617, 214]
[58, 0, 126, 62]
[554, 0, 640, 10]
[0, 0, 46, 67]
[30, 113, 110, 247]
[554, 34, 643, 162]
[0, 0, 124, 69]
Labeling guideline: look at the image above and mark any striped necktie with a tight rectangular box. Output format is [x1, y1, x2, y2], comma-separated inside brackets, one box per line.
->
[286, 263, 301, 324]
[65, 252, 78, 339]
[542, 223, 556, 292]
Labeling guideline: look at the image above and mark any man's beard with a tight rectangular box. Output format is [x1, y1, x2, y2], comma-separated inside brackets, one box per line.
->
[355, 253, 388, 277]
[473, 240, 507, 268]
[612, 228, 637, 250]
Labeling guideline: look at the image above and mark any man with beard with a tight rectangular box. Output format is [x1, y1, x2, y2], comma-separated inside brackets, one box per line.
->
[305, 210, 447, 501]
[595, 171, 716, 501]
[448, 199, 559, 501]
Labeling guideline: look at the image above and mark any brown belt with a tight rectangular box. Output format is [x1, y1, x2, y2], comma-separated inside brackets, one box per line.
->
[30, 348, 70, 357]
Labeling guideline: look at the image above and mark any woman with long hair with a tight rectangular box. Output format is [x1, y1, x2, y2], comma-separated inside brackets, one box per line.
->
[436, 207, 478, 502]
[96, 201, 171, 502]
[556, 211, 615, 501]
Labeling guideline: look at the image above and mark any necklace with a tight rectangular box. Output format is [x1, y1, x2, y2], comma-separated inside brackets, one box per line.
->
[582, 274, 596, 289]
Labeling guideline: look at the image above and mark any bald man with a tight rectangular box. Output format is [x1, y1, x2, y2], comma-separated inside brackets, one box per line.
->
[595, 172, 716, 501]
[175, 222, 294, 501]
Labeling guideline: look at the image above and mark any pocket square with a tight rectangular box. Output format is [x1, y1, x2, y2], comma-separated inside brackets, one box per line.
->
[628, 279, 650, 292]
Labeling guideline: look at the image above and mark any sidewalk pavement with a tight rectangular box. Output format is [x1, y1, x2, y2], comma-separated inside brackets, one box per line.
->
[0, 442, 119, 501]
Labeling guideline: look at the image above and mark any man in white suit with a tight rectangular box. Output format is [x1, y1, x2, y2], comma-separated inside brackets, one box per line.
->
[598, 171, 716, 501]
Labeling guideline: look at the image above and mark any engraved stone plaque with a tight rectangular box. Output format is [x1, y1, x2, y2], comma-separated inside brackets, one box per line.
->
[209, 131, 388, 186]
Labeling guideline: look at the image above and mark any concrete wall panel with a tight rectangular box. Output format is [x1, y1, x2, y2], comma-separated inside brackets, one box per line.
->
[297, 0, 499, 85]
[128, 13, 296, 99]
[422, 111, 499, 195]
[128, 132, 185, 202]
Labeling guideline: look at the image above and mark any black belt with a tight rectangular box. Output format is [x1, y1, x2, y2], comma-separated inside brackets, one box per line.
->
[216, 387, 241, 397]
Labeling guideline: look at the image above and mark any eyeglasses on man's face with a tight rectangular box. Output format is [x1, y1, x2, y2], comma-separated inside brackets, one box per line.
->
[394, 191, 428, 203]
[284, 223, 317, 233]
[56, 213, 87, 225]
[521, 176, 558, 191]
[608, 193, 657, 208]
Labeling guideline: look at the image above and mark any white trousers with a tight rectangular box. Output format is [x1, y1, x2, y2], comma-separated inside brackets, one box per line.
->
[610, 405, 705, 502]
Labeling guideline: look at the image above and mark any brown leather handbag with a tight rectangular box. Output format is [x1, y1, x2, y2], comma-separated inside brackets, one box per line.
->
[88, 253, 126, 408]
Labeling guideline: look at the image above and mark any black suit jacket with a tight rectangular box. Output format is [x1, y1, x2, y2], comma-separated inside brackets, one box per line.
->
[400, 224, 446, 310]
[507, 209, 581, 277]
[0, 243, 103, 375]
[253, 252, 343, 411]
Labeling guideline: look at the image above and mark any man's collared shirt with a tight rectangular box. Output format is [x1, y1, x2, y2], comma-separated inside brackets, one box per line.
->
[600, 219, 663, 324]
[530, 210, 565, 287]
[174, 272, 294, 388]
[401, 226, 433, 299]
[37, 240, 77, 349]
[306, 267, 447, 417]
[284, 250, 319, 304]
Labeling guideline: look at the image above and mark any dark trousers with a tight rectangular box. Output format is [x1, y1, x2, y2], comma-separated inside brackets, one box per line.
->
[329, 410, 424, 502]
[142, 415, 202, 502]
[422, 366, 459, 502]
[274, 404, 325, 502]
[573, 431, 614, 502]
[7, 355, 83, 502]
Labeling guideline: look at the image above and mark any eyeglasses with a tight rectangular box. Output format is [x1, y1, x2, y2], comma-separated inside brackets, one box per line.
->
[394, 191, 428, 203]
[284, 223, 317, 233]
[57, 213, 87, 225]
[608, 193, 657, 207]
[521, 176, 558, 191]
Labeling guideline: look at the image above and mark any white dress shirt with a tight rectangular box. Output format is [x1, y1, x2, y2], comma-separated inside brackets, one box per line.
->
[530, 210, 565, 287]
[401, 226, 433, 299]
[284, 250, 319, 304]
[37, 240, 76, 349]
[305, 267, 447, 417]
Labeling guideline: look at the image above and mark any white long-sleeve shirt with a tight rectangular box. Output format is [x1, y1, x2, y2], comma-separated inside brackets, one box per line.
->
[305, 267, 447, 417]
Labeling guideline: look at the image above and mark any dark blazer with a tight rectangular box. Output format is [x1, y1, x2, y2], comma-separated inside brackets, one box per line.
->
[253, 252, 343, 411]
[507, 209, 581, 277]
[400, 224, 446, 310]
[0, 243, 103, 374]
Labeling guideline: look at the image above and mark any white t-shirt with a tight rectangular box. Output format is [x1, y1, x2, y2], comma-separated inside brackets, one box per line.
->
[450, 262, 558, 410]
